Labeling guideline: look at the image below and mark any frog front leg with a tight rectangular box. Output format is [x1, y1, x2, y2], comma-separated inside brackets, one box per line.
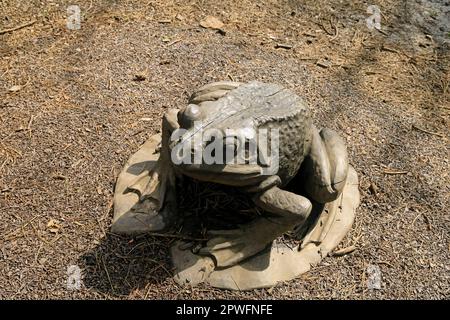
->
[302, 126, 349, 203]
[199, 184, 312, 267]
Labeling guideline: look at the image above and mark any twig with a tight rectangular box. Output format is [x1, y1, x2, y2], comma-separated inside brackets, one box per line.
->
[275, 43, 293, 49]
[329, 19, 339, 40]
[102, 256, 115, 294]
[422, 212, 432, 230]
[11, 280, 33, 299]
[3, 215, 41, 241]
[317, 19, 334, 36]
[0, 20, 37, 35]
[27, 115, 34, 138]
[382, 169, 408, 175]
[377, 260, 394, 268]
[167, 39, 182, 46]
[381, 45, 400, 54]
[146, 232, 206, 241]
[145, 258, 173, 278]
[331, 245, 356, 256]
[230, 275, 241, 291]
[27, 115, 34, 130]
[412, 124, 445, 137]
[376, 28, 389, 36]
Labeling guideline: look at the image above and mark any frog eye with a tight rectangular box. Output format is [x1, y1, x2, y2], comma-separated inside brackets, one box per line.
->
[185, 104, 202, 120]
[178, 104, 203, 128]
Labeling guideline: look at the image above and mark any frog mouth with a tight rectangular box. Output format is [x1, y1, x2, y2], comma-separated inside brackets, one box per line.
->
[169, 129, 275, 185]
[174, 163, 264, 186]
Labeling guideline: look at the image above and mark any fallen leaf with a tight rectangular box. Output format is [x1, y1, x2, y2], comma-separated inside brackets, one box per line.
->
[199, 16, 224, 30]
[47, 219, 62, 233]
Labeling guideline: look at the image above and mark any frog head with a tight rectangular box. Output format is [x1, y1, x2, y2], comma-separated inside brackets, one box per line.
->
[169, 101, 278, 187]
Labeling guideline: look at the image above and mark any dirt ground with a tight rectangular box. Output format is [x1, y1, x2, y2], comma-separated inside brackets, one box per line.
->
[0, 0, 449, 299]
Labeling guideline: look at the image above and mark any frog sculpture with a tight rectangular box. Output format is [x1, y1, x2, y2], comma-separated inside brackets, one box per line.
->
[112, 81, 360, 290]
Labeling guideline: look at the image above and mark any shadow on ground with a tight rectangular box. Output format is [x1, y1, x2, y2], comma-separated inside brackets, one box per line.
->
[79, 231, 174, 297]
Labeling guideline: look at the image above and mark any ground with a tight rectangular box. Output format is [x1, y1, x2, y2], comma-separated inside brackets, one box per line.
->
[0, 0, 449, 299]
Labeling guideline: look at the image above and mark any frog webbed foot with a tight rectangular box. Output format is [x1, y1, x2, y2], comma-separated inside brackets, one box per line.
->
[199, 186, 312, 267]
[198, 227, 271, 267]
[125, 196, 175, 232]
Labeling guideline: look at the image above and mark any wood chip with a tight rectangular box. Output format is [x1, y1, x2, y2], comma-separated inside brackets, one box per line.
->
[199, 16, 224, 30]
[167, 39, 182, 46]
[8, 85, 22, 92]
[275, 43, 293, 49]
[316, 59, 332, 68]
[382, 169, 408, 175]
[47, 219, 62, 234]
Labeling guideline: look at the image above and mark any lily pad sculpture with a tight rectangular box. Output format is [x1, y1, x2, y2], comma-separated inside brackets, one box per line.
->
[112, 81, 360, 290]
